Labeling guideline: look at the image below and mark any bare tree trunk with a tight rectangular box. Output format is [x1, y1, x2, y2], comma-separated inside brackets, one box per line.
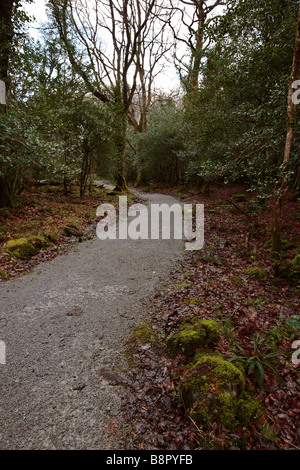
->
[49, 0, 159, 192]
[0, 0, 14, 208]
[271, 0, 300, 259]
[190, 1, 205, 93]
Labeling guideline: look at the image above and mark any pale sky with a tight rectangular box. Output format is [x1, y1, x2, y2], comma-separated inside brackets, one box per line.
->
[25, 0, 48, 34]
[24, 0, 180, 92]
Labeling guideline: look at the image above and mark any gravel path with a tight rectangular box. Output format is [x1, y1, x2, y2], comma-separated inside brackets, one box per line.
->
[0, 190, 184, 449]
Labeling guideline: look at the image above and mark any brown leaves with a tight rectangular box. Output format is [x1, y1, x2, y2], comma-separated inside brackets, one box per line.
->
[121, 184, 300, 450]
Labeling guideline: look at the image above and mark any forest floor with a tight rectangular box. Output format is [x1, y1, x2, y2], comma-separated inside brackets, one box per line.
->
[0, 183, 122, 281]
[0, 185, 185, 450]
[0, 182, 299, 450]
[120, 183, 300, 450]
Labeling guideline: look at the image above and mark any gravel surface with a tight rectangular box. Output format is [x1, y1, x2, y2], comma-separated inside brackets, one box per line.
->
[0, 190, 185, 449]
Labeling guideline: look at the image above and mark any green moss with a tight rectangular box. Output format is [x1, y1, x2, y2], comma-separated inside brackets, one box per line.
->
[193, 349, 223, 363]
[281, 239, 296, 251]
[28, 236, 48, 249]
[0, 224, 7, 240]
[236, 390, 261, 425]
[123, 322, 162, 367]
[231, 194, 247, 203]
[167, 319, 220, 357]
[132, 322, 159, 346]
[291, 254, 300, 266]
[188, 297, 204, 306]
[63, 224, 83, 237]
[244, 267, 267, 279]
[179, 354, 260, 431]
[230, 275, 248, 287]
[277, 255, 300, 284]
[175, 281, 191, 289]
[4, 238, 37, 259]
[265, 238, 295, 252]
[0, 269, 10, 280]
[43, 230, 59, 243]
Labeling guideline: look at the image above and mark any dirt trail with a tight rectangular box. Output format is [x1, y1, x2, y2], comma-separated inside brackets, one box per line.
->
[0, 191, 184, 449]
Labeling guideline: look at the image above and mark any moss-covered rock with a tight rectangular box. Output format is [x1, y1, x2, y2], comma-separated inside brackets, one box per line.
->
[167, 319, 220, 357]
[179, 354, 260, 430]
[4, 238, 37, 259]
[277, 255, 300, 284]
[28, 235, 48, 249]
[63, 224, 83, 237]
[43, 230, 59, 244]
[291, 254, 300, 267]
[265, 238, 295, 252]
[244, 267, 268, 279]
[131, 322, 160, 347]
[231, 194, 247, 203]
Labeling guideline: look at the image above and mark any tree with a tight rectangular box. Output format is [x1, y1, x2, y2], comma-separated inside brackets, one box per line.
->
[48, 0, 162, 190]
[135, 102, 185, 186]
[272, 0, 300, 258]
[177, 0, 299, 194]
[0, 0, 15, 207]
[129, 2, 173, 133]
[167, 0, 229, 93]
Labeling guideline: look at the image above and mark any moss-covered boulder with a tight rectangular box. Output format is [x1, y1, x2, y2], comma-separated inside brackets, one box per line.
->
[291, 254, 300, 267]
[167, 319, 220, 357]
[244, 267, 268, 279]
[265, 238, 295, 252]
[4, 238, 37, 259]
[179, 354, 260, 430]
[28, 235, 48, 249]
[63, 224, 83, 238]
[43, 230, 59, 244]
[277, 254, 300, 284]
[231, 194, 247, 203]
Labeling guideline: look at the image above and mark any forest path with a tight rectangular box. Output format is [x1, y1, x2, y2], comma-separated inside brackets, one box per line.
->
[0, 190, 184, 449]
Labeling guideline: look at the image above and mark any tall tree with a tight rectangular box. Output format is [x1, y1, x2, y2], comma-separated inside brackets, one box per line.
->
[130, 1, 173, 133]
[49, 0, 160, 190]
[167, 0, 229, 92]
[0, 0, 15, 207]
[272, 0, 300, 258]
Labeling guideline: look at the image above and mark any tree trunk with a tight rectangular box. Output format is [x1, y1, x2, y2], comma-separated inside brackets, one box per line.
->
[0, 0, 14, 207]
[114, 113, 127, 191]
[0, 176, 11, 207]
[271, 0, 300, 259]
[190, 2, 205, 93]
[80, 138, 91, 197]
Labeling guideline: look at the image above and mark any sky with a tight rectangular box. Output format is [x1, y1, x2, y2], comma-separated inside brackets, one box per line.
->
[25, 0, 48, 35]
[24, 0, 180, 92]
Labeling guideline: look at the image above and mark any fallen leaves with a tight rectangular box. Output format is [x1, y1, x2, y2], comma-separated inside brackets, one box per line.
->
[120, 184, 300, 450]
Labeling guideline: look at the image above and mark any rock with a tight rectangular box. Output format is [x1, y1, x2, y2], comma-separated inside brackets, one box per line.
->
[28, 236, 48, 249]
[291, 254, 300, 266]
[277, 254, 300, 284]
[244, 267, 268, 279]
[179, 353, 260, 430]
[264, 238, 296, 252]
[63, 224, 83, 238]
[42, 230, 59, 243]
[230, 194, 247, 203]
[4, 238, 37, 259]
[166, 319, 220, 357]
